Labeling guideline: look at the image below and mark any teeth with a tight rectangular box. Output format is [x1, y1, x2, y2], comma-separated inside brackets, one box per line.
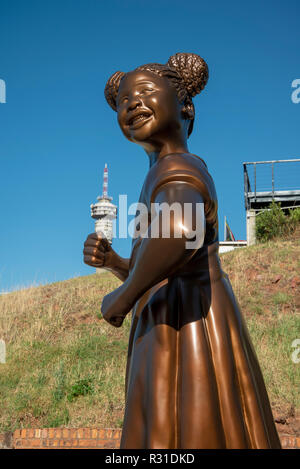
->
[130, 114, 150, 125]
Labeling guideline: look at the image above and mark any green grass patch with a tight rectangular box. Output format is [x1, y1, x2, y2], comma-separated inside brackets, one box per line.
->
[247, 314, 300, 409]
[0, 239, 299, 432]
[272, 292, 292, 305]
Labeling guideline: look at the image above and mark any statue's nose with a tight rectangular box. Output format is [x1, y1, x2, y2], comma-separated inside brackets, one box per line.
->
[127, 95, 142, 111]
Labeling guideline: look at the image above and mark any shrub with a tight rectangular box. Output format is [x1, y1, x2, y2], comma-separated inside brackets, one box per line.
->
[67, 378, 94, 402]
[256, 201, 300, 242]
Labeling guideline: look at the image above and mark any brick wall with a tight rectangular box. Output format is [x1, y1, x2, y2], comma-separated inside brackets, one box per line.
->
[0, 428, 299, 449]
[0, 432, 12, 449]
[280, 435, 300, 449]
[1, 428, 121, 449]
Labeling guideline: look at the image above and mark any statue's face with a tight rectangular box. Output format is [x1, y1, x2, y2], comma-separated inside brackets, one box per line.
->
[116, 70, 184, 147]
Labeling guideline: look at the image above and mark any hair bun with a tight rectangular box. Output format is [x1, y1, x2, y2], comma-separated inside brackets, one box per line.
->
[104, 71, 125, 111]
[167, 53, 209, 97]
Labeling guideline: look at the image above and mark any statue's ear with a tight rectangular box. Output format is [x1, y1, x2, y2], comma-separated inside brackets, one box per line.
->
[181, 101, 195, 121]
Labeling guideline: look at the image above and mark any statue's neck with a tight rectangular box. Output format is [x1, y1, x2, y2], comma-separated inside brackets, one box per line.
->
[146, 141, 189, 168]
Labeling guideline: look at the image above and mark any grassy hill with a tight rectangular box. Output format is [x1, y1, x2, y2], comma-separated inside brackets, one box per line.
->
[0, 235, 299, 434]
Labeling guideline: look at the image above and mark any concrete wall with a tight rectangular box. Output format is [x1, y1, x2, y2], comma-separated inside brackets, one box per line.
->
[246, 209, 256, 246]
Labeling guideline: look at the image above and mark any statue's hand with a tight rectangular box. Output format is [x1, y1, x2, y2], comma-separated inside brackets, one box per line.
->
[101, 284, 132, 328]
[83, 233, 117, 269]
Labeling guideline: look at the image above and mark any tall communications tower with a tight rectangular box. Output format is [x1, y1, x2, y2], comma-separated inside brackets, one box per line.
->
[90, 163, 117, 244]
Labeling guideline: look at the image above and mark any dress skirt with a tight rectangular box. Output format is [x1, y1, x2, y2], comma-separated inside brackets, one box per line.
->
[120, 247, 281, 449]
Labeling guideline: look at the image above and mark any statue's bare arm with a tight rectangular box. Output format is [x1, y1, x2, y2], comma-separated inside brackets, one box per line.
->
[100, 181, 206, 327]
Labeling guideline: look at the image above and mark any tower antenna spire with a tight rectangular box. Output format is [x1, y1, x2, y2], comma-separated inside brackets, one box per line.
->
[103, 163, 108, 198]
[90, 163, 117, 245]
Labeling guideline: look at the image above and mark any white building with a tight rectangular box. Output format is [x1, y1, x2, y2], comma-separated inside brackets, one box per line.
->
[219, 240, 247, 254]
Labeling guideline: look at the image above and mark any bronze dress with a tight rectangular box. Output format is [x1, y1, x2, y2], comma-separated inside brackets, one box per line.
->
[120, 153, 281, 449]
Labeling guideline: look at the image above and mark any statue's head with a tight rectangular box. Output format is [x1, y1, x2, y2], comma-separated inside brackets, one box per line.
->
[104, 53, 208, 149]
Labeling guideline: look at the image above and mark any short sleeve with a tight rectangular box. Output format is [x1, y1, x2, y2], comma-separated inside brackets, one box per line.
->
[146, 154, 218, 226]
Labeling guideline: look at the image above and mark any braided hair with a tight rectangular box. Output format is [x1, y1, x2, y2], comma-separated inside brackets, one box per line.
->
[104, 53, 209, 136]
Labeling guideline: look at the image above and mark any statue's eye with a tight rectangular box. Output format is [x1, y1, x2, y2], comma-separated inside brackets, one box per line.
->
[117, 96, 128, 106]
[140, 88, 153, 95]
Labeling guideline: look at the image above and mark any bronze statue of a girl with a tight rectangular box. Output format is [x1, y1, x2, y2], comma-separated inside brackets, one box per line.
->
[83, 53, 281, 449]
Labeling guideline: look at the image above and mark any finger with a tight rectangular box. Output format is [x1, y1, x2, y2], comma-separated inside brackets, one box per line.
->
[85, 233, 102, 242]
[83, 252, 105, 265]
[100, 237, 111, 251]
[83, 246, 105, 259]
[85, 231, 108, 243]
[98, 243, 106, 253]
[96, 236, 110, 252]
[84, 236, 109, 252]
[84, 241, 106, 254]
[83, 255, 104, 267]
[84, 237, 102, 249]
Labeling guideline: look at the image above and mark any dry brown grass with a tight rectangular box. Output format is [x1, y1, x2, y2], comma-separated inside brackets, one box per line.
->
[0, 234, 299, 433]
[0, 273, 129, 431]
[220, 233, 300, 318]
[220, 234, 300, 428]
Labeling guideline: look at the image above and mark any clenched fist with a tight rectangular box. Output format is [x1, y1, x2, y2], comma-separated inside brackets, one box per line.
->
[83, 233, 117, 270]
[101, 283, 133, 327]
[83, 233, 132, 326]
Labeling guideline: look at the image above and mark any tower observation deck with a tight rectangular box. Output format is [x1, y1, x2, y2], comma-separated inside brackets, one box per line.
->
[90, 164, 117, 244]
[243, 158, 300, 245]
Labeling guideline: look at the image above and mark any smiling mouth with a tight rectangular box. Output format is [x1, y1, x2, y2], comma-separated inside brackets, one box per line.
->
[127, 112, 153, 128]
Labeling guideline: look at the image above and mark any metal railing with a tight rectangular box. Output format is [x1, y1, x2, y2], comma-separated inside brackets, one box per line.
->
[243, 159, 300, 210]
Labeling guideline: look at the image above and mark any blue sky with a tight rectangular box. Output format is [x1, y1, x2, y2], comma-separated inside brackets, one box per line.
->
[0, 0, 299, 291]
